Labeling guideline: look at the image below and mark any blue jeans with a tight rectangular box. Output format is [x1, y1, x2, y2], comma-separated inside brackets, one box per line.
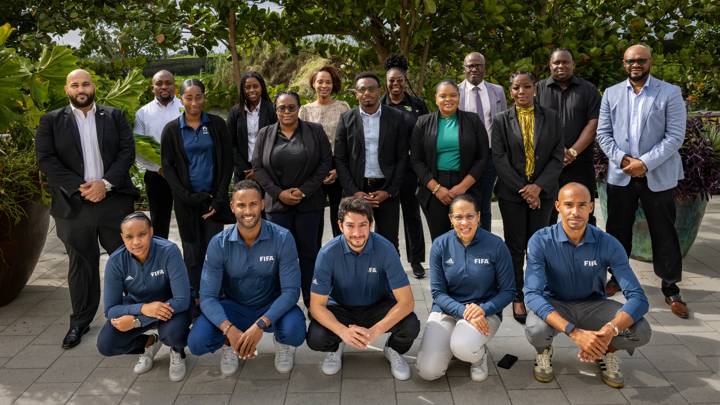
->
[187, 299, 306, 355]
[96, 310, 191, 356]
[477, 157, 497, 232]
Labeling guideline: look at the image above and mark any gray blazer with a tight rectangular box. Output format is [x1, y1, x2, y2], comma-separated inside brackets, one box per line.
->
[458, 79, 508, 125]
[596, 75, 686, 192]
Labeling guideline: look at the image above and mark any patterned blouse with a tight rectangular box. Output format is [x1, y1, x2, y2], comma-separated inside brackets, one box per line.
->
[299, 99, 351, 152]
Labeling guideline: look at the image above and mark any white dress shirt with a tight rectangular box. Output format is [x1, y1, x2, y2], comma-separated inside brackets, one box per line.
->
[134, 97, 183, 171]
[360, 105, 384, 179]
[461, 80, 492, 144]
[627, 76, 651, 158]
[71, 103, 104, 182]
[245, 104, 261, 161]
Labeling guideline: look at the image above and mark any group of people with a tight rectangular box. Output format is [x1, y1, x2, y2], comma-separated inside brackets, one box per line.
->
[34, 42, 689, 389]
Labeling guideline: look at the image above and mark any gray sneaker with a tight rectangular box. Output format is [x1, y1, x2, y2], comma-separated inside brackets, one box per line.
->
[168, 349, 186, 382]
[597, 352, 624, 388]
[220, 346, 239, 376]
[321, 343, 343, 376]
[133, 334, 161, 374]
[273, 338, 295, 374]
[533, 346, 554, 383]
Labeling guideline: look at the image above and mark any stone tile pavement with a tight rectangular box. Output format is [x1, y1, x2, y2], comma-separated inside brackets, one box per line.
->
[1, 200, 719, 404]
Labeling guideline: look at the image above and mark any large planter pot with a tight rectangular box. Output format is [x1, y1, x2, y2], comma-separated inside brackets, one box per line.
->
[0, 201, 51, 306]
[597, 182, 708, 262]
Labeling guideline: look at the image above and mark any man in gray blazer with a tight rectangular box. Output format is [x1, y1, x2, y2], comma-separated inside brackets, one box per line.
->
[596, 44, 688, 318]
[458, 52, 507, 232]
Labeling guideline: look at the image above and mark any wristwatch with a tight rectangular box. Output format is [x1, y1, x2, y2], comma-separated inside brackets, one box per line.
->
[256, 318, 268, 331]
[563, 322, 575, 335]
[567, 148, 578, 158]
[102, 178, 113, 191]
[132, 317, 141, 328]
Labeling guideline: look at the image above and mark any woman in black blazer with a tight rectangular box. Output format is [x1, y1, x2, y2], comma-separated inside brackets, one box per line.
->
[226, 71, 277, 182]
[410, 80, 489, 240]
[161, 79, 233, 300]
[491, 71, 563, 323]
[252, 91, 332, 306]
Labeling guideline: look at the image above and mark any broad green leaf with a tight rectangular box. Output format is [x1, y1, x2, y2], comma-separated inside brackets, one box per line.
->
[0, 23, 14, 47]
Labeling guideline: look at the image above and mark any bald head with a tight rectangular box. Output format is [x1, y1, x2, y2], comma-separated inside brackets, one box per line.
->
[151, 70, 176, 104]
[464, 52, 486, 85]
[65, 69, 95, 110]
[555, 182, 594, 232]
[623, 44, 652, 83]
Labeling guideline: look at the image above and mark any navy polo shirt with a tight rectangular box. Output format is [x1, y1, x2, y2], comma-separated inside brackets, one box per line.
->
[312, 233, 409, 306]
[103, 237, 191, 327]
[430, 228, 515, 318]
[180, 112, 214, 192]
[200, 220, 301, 327]
[524, 223, 649, 322]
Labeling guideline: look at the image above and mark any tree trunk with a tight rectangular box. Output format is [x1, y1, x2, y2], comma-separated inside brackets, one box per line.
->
[227, 8, 241, 97]
[417, 37, 431, 91]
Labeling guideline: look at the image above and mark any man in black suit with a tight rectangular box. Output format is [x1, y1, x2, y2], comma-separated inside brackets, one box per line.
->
[334, 72, 410, 250]
[36, 69, 137, 349]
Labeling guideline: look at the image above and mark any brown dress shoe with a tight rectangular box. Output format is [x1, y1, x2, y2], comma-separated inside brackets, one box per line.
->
[665, 295, 690, 319]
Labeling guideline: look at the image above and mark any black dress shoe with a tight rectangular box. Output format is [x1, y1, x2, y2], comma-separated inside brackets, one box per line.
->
[62, 325, 89, 349]
[411, 262, 425, 279]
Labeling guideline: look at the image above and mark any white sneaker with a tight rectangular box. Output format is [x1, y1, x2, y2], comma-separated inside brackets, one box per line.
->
[321, 343, 344, 375]
[533, 346, 554, 383]
[598, 351, 624, 388]
[220, 345, 239, 376]
[384, 345, 411, 380]
[168, 349, 187, 382]
[133, 334, 161, 374]
[274, 338, 295, 373]
[470, 347, 489, 382]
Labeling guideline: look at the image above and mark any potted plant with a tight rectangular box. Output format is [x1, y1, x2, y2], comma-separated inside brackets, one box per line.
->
[0, 23, 146, 305]
[594, 113, 720, 261]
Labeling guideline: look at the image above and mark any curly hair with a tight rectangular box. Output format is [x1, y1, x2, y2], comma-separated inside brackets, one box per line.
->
[384, 54, 409, 73]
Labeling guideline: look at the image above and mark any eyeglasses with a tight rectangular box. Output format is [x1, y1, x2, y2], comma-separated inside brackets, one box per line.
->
[624, 58, 649, 66]
[276, 105, 299, 113]
[450, 213, 478, 222]
[355, 85, 379, 94]
[464, 63, 485, 71]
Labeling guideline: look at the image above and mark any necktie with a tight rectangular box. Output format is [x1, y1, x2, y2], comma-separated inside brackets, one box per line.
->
[516, 106, 535, 180]
[473, 86, 485, 126]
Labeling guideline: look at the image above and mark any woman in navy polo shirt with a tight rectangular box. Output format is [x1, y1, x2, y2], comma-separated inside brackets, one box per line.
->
[96, 212, 191, 382]
[415, 194, 515, 382]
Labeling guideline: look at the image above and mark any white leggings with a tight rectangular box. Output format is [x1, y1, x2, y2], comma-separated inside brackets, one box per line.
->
[415, 312, 501, 381]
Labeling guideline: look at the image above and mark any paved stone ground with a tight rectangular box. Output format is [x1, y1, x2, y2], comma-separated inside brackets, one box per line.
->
[1, 200, 719, 405]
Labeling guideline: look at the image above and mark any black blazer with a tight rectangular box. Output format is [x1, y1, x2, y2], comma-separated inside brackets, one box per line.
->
[410, 110, 489, 207]
[35, 105, 138, 219]
[491, 104, 564, 202]
[226, 98, 277, 178]
[161, 113, 233, 241]
[334, 106, 410, 197]
[252, 120, 332, 213]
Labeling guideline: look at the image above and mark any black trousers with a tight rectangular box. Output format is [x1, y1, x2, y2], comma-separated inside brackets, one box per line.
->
[143, 170, 173, 239]
[180, 217, 223, 298]
[549, 160, 597, 226]
[306, 300, 420, 354]
[399, 169, 425, 264]
[606, 178, 682, 297]
[476, 156, 498, 232]
[362, 181, 401, 251]
[317, 181, 342, 246]
[267, 208, 324, 307]
[96, 310, 191, 356]
[55, 193, 134, 328]
[497, 198, 554, 295]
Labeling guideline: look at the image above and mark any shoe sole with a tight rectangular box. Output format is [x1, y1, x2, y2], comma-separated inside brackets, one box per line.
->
[601, 374, 624, 388]
[533, 371, 555, 383]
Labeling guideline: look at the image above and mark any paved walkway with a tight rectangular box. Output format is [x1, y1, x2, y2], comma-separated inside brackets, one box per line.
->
[1, 200, 719, 405]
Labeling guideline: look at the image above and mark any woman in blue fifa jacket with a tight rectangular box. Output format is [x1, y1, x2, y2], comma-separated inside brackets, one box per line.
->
[415, 194, 515, 382]
[96, 212, 192, 382]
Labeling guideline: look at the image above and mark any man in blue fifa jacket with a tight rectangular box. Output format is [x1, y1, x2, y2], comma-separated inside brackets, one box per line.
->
[187, 180, 306, 376]
[524, 183, 651, 389]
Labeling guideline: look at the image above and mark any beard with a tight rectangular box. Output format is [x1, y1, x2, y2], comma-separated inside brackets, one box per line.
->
[627, 69, 649, 83]
[156, 93, 174, 104]
[68, 91, 95, 109]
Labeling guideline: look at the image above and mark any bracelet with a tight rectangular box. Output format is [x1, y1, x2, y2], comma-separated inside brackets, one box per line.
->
[605, 322, 619, 337]
[432, 184, 441, 194]
[222, 322, 233, 336]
